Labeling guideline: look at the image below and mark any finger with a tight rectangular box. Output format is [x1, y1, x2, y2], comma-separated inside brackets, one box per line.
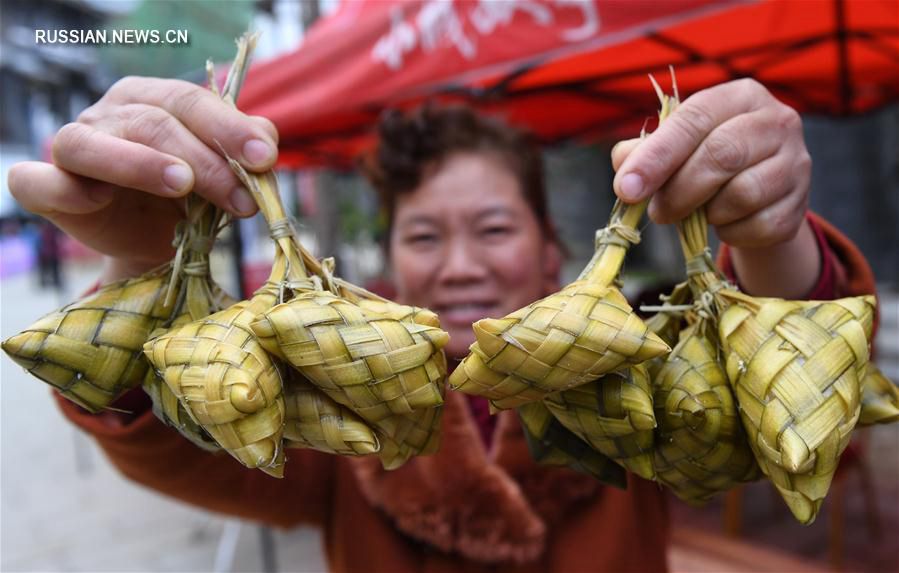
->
[11, 162, 182, 261]
[714, 186, 808, 249]
[705, 152, 807, 227]
[53, 122, 195, 197]
[8, 161, 115, 217]
[106, 77, 278, 170]
[613, 78, 768, 203]
[647, 110, 783, 224]
[611, 138, 641, 172]
[112, 104, 256, 215]
[251, 115, 279, 145]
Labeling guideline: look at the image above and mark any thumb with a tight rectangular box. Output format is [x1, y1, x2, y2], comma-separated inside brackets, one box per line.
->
[610, 138, 641, 173]
[9, 161, 115, 217]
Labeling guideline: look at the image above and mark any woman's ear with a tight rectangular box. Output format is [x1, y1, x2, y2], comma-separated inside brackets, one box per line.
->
[541, 238, 563, 296]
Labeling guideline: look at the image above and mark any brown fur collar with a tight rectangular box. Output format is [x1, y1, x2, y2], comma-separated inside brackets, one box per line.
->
[348, 391, 600, 564]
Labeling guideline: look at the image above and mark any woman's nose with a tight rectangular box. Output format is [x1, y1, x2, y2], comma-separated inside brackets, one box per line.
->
[437, 236, 488, 285]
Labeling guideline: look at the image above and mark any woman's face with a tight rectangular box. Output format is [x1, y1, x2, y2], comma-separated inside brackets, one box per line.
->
[390, 152, 559, 360]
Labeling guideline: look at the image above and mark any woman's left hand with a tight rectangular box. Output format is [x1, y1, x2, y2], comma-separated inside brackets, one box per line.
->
[610, 78, 811, 249]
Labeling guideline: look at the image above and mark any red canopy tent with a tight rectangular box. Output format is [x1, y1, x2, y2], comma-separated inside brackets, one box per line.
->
[237, 0, 899, 168]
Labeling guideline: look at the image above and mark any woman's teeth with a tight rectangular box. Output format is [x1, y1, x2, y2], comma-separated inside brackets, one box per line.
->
[439, 303, 496, 322]
[444, 303, 493, 311]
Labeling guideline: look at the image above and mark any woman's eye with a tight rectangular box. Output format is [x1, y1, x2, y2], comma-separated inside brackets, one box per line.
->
[481, 226, 512, 238]
[405, 234, 438, 246]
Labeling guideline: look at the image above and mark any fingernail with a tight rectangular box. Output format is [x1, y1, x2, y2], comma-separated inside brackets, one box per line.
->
[619, 172, 644, 201]
[162, 163, 193, 194]
[87, 186, 114, 205]
[647, 199, 659, 223]
[242, 139, 274, 166]
[229, 187, 257, 215]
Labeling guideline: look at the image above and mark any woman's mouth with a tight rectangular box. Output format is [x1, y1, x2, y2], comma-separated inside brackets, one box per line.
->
[434, 302, 500, 326]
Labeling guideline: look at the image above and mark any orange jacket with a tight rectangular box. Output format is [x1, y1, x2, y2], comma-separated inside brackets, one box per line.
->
[57, 213, 876, 573]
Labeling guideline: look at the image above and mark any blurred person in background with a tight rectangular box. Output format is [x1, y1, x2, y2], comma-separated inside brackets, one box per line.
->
[6, 76, 876, 572]
[36, 219, 64, 290]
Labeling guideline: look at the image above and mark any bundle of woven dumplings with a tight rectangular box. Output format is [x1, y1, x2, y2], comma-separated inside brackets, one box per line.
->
[3, 33, 449, 478]
[4, 42, 896, 523]
[451, 72, 897, 524]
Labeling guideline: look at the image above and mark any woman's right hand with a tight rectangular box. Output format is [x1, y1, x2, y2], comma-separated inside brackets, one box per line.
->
[7, 76, 279, 282]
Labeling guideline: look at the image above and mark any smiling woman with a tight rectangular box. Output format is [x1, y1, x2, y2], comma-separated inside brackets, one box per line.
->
[361, 105, 562, 359]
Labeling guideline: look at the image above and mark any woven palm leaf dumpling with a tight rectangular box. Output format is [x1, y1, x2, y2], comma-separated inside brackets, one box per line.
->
[517, 400, 627, 488]
[282, 369, 380, 456]
[146, 30, 448, 475]
[159, 76, 445, 475]
[609, 276, 759, 500]
[280, 300, 446, 470]
[241, 184, 449, 428]
[673, 203, 878, 524]
[141, 207, 235, 453]
[3, 266, 177, 412]
[718, 290, 875, 524]
[252, 288, 448, 423]
[140, 36, 293, 456]
[448, 221, 670, 410]
[144, 255, 289, 476]
[282, 367, 443, 471]
[259, 283, 447, 470]
[282, 370, 445, 473]
[141, 254, 237, 454]
[1, 195, 227, 414]
[143, 152, 333, 476]
[142, 34, 294, 477]
[1, 176, 231, 417]
[506, 76, 682, 483]
[200, 144, 446, 473]
[352, 299, 446, 469]
[116, 37, 256, 453]
[226, 162, 449, 426]
[544, 363, 657, 480]
[645, 208, 761, 503]
[447, 82, 678, 411]
[650, 320, 761, 500]
[649, 316, 760, 502]
[858, 363, 899, 426]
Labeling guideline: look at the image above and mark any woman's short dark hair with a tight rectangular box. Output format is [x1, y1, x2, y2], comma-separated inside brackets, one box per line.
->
[361, 104, 556, 242]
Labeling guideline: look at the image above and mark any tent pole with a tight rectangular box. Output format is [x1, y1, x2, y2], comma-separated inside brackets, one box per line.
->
[835, 0, 852, 116]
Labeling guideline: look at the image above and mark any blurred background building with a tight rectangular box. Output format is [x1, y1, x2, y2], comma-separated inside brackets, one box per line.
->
[1, 0, 110, 219]
[1, 1, 897, 572]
